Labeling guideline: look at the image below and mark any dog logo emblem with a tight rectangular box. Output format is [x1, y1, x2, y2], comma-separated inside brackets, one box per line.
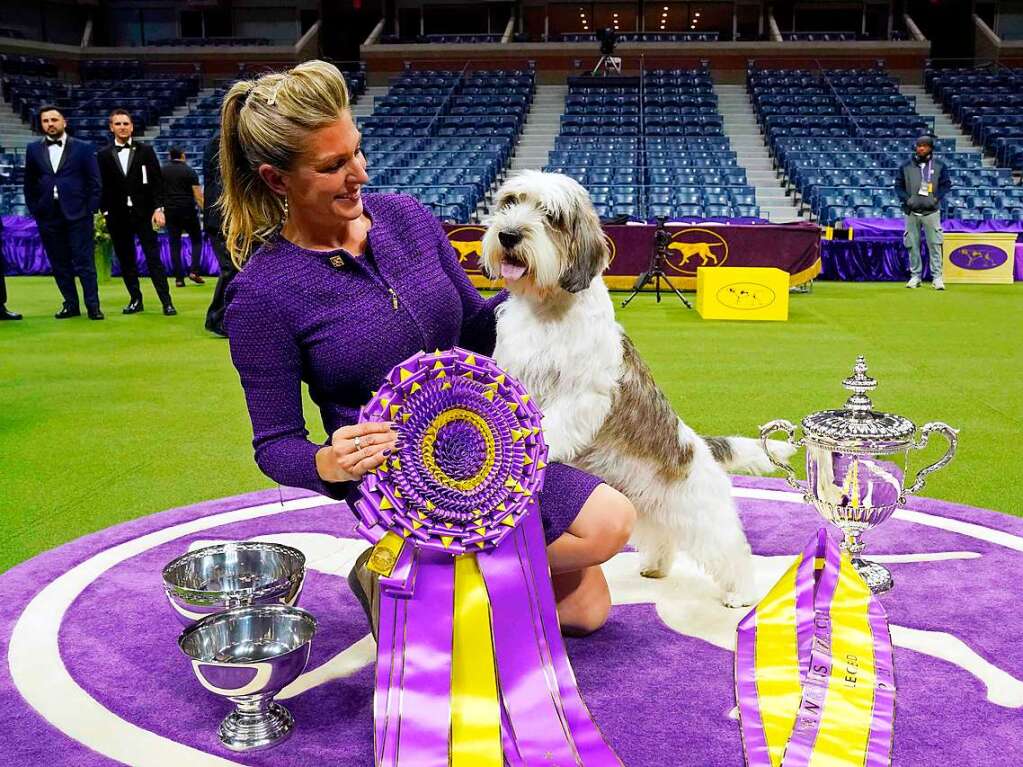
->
[716, 282, 776, 310]
[447, 226, 486, 274]
[665, 228, 729, 275]
[949, 244, 1007, 271]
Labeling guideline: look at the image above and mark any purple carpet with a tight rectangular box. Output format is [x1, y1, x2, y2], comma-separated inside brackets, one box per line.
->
[2, 477, 1021, 765]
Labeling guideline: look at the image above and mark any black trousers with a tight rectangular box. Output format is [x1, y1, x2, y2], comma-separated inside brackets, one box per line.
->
[205, 233, 237, 333]
[37, 212, 100, 311]
[0, 232, 7, 306]
[166, 207, 203, 279]
[107, 209, 171, 306]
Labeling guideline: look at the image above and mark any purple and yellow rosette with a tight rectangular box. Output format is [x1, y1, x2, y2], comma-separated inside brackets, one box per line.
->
[354, 347, 621, 767]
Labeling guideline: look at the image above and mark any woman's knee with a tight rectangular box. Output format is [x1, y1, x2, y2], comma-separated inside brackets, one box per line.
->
[586, 484, 637, 561]
[561, 595, 611, 637]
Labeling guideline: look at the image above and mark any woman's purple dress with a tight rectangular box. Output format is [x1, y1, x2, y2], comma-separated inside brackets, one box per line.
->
[225, 193, 601, 542]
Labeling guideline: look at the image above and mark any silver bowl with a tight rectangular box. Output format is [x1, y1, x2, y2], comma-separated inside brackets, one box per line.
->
[179, 604, 317, 751]
[162, 541, 306, 626]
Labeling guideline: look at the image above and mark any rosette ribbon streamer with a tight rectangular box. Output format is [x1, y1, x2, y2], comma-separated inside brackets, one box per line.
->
[354, 347, 621, 767]
[735, 529, 896, 767]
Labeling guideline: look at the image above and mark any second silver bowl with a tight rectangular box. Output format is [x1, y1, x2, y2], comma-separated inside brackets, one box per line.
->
[162, 541, 306, 626]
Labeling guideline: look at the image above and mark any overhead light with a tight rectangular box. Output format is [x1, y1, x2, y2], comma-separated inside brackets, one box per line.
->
[663, 5, 669, 10]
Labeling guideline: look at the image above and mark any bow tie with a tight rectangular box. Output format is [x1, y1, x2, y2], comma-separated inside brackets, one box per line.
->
[45, 138, 63, 147]
[115, 143, 132, 152]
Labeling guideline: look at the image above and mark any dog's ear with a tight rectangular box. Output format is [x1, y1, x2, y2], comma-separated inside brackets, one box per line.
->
[559, 204, 608, 293]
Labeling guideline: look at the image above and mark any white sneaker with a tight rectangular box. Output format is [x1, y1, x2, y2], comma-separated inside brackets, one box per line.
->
[933, 278, 945, 290]
[906, 276, 921, 288]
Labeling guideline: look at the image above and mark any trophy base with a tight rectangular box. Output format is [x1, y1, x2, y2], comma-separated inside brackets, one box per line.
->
[851, 557, 893, 594]
[219, 700, 295, 752]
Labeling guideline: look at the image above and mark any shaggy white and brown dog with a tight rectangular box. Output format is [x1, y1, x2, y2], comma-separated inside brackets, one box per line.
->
[481, 170, 793, 607]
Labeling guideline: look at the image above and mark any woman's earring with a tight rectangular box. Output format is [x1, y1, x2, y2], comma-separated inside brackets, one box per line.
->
[283, 196, 290, 219]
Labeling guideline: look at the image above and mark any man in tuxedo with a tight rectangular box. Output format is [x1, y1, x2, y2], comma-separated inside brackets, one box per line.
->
[96, 109, 176, 315]
[22, 104, 103, 319]
[202, 132, 235, 337]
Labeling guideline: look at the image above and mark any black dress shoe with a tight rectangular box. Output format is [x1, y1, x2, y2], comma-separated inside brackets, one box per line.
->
[0, 306, 22, 320]
[87, 308, 105, 320]
[122, 299, 144, 315]
[55, 306, 81, 319]
[175, 278, 186, 287]
[163, 304, 178, 316]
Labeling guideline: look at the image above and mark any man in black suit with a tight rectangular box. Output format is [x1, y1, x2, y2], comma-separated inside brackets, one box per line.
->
[22, 104, 103, 319]
[96, 109, 176, 316]
[0, 218, 22, 320]
[202, 132, 235, 337]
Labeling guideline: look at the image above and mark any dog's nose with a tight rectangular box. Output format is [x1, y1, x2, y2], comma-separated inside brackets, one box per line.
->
[498, 230, 523, 249]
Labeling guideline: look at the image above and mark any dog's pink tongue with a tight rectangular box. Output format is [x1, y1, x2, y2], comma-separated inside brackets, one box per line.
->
[501, 262, 526, 281]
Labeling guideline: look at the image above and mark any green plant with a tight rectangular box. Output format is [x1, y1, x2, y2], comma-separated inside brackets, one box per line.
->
[93, 211, 111, 246]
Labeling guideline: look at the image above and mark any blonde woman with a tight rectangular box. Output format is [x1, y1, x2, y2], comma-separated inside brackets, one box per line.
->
[221, 60, 635, 636]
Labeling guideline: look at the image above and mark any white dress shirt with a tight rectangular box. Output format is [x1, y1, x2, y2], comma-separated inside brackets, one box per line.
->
[47, 136, 66, 199]
[116, 141, 133, 207]
[116, 140, 131, 175]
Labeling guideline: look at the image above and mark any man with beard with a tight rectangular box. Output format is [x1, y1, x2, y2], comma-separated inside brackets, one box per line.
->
[896, 135, 952, 290]
[22, 105, 103, 319]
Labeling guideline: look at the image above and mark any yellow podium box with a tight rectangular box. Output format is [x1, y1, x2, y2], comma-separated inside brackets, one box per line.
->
[695, 266, 789, 321]
[942, 232, 1017, 284]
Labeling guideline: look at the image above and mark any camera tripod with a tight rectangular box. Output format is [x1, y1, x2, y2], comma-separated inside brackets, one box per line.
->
[620, 224, 692, 309]
[591, 55, 622, 77]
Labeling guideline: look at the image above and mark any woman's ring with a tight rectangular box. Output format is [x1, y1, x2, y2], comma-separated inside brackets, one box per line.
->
[353, 436, 362, 451]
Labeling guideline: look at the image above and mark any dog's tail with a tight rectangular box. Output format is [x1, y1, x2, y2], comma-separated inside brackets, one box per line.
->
[703, 436, 797, 475]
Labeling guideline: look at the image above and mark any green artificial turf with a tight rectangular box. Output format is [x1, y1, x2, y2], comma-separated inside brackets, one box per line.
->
[1, 276, 1020, 573]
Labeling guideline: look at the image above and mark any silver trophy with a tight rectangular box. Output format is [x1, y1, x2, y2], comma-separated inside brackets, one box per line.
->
[760, 356, 958, 593]
[178, 604, 317, 751]
[162, 541, 306, 626]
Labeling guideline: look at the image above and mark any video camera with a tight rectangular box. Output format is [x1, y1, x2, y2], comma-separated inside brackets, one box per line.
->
[596, 27, 618, 56]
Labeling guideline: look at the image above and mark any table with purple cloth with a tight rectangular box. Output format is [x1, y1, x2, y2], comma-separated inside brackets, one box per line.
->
[822, 217, 1023, 282]
[0, 215, 221, 277]
[446, 220, 823, 289]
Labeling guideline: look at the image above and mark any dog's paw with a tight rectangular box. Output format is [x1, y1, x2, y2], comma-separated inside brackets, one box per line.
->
[640, 567, 669, 579]
[721, 589, 757, 609]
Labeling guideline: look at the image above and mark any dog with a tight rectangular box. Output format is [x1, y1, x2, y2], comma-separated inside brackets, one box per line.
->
[480, 171, 795, 607]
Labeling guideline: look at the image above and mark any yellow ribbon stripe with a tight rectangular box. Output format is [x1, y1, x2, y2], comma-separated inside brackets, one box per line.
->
[753, 558, 803, 767]
[450, 553, 503, 767]
[809, 553, 878, 767]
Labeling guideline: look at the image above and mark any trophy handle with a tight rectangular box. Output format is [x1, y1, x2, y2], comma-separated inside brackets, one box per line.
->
[902, 421, 959, 501]
[759, 419, 803, 492]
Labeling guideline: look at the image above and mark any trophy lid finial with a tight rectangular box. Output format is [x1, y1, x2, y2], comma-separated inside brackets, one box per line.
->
[842, 355, 877, 413]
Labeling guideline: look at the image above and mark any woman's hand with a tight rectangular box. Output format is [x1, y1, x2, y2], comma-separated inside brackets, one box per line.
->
[316, 421, 397, 483]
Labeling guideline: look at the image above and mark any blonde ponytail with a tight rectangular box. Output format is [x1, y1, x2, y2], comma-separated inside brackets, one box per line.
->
[217, 60, 351, 266]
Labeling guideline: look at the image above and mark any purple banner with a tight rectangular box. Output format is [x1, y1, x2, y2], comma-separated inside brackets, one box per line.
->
[446, 222, 822, 289]
[0, 215, 220, 277]
[822, 223, 1023, 282]
[844, 217, 1023, 236]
